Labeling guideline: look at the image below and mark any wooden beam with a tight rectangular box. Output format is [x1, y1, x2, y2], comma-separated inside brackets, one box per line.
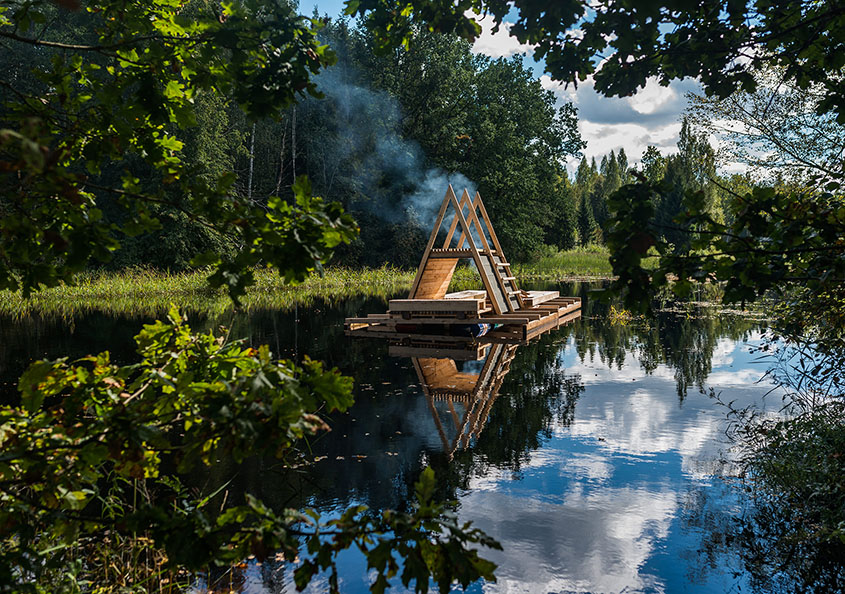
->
[448, 190, 508, 315]
[473, 191, 525, 310]
[410, 185, 456, 298]
[458, 189, 517, 313]
[389, 298, 484, 312]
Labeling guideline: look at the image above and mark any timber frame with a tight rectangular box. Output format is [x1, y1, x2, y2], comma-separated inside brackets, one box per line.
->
[409, 185, 523, 315]
[344, 184, 582, 337]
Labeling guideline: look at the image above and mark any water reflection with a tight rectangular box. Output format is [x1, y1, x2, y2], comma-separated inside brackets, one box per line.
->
[0, 284, 811, 593]
[415, 343, 519, 458]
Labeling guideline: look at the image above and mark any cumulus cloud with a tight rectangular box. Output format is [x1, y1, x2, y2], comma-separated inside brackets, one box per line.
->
[540, 74, 702, 169]
[471, 16, 534, 58]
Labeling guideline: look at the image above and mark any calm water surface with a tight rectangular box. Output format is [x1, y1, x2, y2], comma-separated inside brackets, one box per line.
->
[0, 283, 779, 593]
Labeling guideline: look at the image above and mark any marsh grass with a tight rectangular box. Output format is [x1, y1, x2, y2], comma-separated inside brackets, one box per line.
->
[515, 244, 614, 279]
[0, 266, 411, 319]
[514, 244, 659, 279]
[0, 252, 608, 320]
[0, 265, 494, 320]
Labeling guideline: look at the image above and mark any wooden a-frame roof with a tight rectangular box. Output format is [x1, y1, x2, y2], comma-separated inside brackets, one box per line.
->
[408, 185, 523, 315]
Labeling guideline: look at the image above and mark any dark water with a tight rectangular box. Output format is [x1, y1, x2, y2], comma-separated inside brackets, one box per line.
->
[0, 283, 783, 593]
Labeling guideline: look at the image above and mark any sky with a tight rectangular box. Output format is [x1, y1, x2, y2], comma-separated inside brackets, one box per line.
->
[308, 1, 698, 170]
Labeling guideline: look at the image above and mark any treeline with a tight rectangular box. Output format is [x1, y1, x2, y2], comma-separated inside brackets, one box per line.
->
[0, 8, 736, 270]
[236, 19, 585, 266]
[572, 119, 726, 252]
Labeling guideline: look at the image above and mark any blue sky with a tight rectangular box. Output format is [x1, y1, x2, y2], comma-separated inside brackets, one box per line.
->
[307, 1, 697, 169]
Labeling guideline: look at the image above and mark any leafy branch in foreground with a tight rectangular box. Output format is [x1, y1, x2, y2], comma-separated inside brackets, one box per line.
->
[602, 176, 845, 310]
[0, 307, 499, 593]
[0, 0, 357, 301]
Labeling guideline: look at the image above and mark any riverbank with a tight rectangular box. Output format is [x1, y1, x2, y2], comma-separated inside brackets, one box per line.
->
[0, 247, 617, 318]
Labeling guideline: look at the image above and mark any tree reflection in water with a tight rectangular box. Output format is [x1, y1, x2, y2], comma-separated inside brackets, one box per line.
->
[5, 286, 838, 593]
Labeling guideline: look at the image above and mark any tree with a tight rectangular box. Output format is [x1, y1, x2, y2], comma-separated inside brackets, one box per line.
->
[347, 0, 845, 303]
[687, 66, 845, 183]
[232, 22, 584, 265]
[351, 0, 845, 121]
[639, 146, 666, 184]
[576, 195, 597, 247]
[0, 1, 500, 591]
[651, 119, 718, 250]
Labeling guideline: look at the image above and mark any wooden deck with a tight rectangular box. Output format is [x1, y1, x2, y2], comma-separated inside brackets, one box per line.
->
[345, 294, 581, 341]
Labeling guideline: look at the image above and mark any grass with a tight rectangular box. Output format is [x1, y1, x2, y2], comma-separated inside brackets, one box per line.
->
[515, 244, 614, 279]
[0, 248, 614, 319]
[0, 265, 493, 319]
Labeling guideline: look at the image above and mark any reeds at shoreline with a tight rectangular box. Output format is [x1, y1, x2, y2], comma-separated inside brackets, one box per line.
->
[0, 248, 616, 319]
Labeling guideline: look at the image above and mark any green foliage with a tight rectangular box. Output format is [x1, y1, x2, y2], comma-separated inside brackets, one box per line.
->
[0, 1, 505, 591]
[639, 146, 666, 185]
[687, 65, 845, 183]
[722, 400, 845, 591]
[0, 308, 350, 587]
[0, 0, 356, 300]
[0, 310, 500, 592]
[253, 24, 584, 264]
[605, 178, 845, 309]
[576, 195, 597, 247]
[348, 0, 845, 121]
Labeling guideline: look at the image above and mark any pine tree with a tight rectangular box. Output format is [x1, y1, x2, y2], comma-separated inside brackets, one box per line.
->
[576, 195, 597, 246]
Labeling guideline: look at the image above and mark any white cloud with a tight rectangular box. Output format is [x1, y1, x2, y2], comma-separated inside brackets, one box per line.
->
[471, 16, 534, 58]
[627, 78, 679, 115]
[460, 487, 676, 593]
[541, 74, 702, 170]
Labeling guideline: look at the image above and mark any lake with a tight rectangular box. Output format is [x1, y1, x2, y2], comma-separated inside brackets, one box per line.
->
[0, 282, 780, 593]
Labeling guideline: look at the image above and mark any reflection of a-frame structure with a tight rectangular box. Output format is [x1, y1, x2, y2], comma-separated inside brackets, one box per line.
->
[413, 342, 518, 457]
[383, 308, 579, 458]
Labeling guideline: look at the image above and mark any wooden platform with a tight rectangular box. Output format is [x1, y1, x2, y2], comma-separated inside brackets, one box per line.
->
[345, 295, 581, 341]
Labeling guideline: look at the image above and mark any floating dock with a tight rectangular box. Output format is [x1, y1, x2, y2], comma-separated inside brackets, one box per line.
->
[345, 291, 581, 341]
[344, 185, 582, 340]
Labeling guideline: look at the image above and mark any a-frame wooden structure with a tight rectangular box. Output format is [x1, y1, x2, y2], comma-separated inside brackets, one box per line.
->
[408, 185, 523, 315]
[344, 184, 582, 336]
[413, 343, 518, 457]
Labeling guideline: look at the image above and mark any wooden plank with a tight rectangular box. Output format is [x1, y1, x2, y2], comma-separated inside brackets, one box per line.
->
[445, 290, 487, 300]
[344, 317, 385, 324]
[556, 310, 582, 326]
[382, 315, 530, 325]
[442, 194, 468, 249]
[522, 290, 560, 307]
[410, 185, 456, 298]
[390, 344, 487, 360]
[389, 298, 484, 313]
[477, 254, 510, 314]
[449, 189, 474, 251]
[475, 192, 524, 310]
[448, 190, 508, 316]
[495, 311, 547, 320]
[414, 258, 459, 299]
[429, 249, 473, 258]
[458, 189, 515, 313]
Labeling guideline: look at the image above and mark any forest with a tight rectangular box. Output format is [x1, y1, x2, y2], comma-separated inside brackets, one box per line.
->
[1, 7, 738, 272]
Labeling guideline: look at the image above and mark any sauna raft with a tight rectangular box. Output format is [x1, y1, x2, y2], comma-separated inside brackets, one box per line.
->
[344, 185, 581, 341]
